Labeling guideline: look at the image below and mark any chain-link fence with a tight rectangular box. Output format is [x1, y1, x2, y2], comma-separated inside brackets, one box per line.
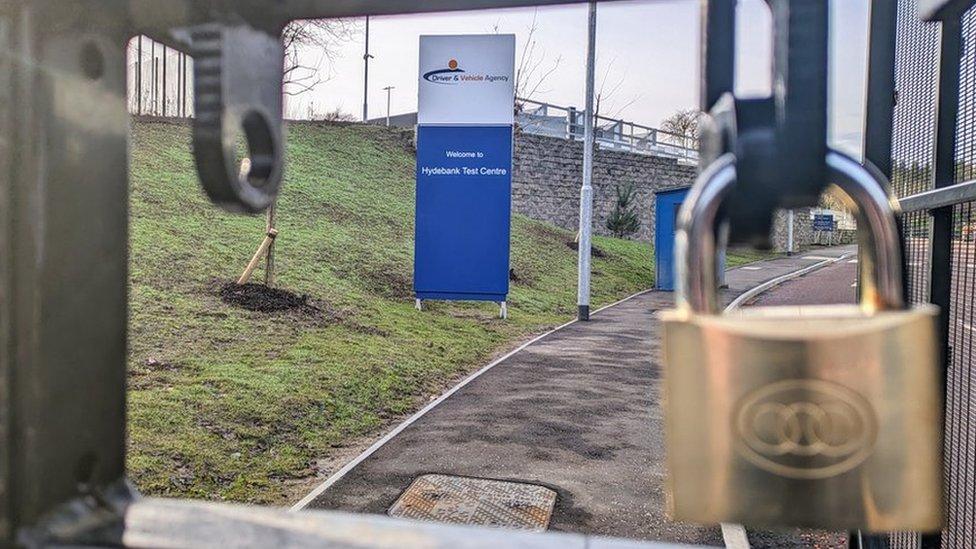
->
[890, 1, 976, 547]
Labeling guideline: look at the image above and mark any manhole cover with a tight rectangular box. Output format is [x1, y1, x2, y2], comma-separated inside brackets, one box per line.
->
[388, 474, 557, 531]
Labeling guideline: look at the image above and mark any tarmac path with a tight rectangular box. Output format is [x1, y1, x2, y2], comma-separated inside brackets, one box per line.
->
[303, 246, 856, 546]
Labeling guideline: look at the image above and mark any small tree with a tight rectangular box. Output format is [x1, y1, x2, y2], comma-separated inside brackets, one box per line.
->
[606, 184, 641, 238]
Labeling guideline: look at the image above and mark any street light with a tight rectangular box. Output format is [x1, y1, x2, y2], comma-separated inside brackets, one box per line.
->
[383, 85, 395, 127]
[362, 15, 374, 122]
[577, 1, 597, 321]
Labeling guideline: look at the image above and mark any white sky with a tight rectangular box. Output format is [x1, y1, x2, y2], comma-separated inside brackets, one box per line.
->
[286, 0, 870, 156]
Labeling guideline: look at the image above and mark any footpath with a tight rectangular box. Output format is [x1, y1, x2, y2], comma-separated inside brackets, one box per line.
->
[298, 245, 856, 546]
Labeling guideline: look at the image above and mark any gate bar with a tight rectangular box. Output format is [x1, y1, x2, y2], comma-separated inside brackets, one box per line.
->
[901, 180, 976, 212]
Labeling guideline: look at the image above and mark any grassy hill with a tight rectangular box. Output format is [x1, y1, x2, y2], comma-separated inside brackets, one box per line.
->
[127, 119, 770, 504]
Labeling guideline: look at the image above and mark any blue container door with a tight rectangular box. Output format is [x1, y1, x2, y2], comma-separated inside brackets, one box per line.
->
[414, 125, 512, 301]
[654, 187, 689, 291]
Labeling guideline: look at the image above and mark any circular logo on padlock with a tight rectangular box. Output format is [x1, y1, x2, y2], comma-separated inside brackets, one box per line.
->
[734, 379, 878, 479]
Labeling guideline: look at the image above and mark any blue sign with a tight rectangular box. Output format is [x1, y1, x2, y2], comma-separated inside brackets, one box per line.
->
[813, 214, 834, 232]
[414, 125, 512, 302]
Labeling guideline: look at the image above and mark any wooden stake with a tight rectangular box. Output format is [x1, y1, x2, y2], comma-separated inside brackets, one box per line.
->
[265, 203, 277, 286]
[237, 228, 278, 285]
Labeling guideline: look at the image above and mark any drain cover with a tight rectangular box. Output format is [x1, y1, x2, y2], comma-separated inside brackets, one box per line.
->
[388, 474, 557, 531]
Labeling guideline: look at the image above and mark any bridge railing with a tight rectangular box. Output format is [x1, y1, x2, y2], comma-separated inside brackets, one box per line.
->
[516, 98, 699, 163]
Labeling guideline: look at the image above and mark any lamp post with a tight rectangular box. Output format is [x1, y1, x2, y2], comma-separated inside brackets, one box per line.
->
[362, 16, 373, 122]
[577, 1, 597, 321]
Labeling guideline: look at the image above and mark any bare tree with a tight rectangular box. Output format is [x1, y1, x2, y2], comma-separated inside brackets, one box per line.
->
[594, 58, 640, 120]
[282, 19, 357, 97]
[661, 109, 702, 148]
[511, 10, 562, 110]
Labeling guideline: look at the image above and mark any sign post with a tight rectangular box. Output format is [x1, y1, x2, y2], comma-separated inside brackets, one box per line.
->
[414, 35, 515, 318]
[787, 209, 795, 255]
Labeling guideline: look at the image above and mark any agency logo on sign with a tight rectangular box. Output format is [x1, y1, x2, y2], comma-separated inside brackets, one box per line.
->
[423, 58, 511, 85]
[423, 59, 464, 84]
[418, 35, 514, 125]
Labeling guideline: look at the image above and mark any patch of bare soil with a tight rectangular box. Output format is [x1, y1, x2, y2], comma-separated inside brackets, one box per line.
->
[219, 282, 322, 315]
[525, 222, 567, 243]
[566, 240, 607, 259]
[353, 266, 414, 300]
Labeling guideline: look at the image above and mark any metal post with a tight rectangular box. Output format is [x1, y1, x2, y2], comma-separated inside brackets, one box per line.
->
[717, 221, 728, 289]
[577, 1, 597, 321]
[363, 15, 371, 122]
[862, 0, 898, 178]
[922, 16, 963, 549]
[162, 44, 167, 117]
[858, 15, 898, 498]
[150, 39, 156, 115]
[183, 52, 188, 118]
[787, 209, 795, 255]
[700, 0, 736, 113]
[152, 56, 158, 116]
[383, 85, 394, 126]
[137, 35, 143, 115]
[2, 6, 133, 539]
[178, 52, 182, 118]
[176, 52, 180, 117]
[182, 52, 189, 118]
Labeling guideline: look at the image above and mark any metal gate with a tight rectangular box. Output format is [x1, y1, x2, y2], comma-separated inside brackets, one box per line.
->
[878, 0, 976, 546]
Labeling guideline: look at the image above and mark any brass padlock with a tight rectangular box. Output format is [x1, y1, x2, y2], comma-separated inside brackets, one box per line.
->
[660, 151, 944, 532]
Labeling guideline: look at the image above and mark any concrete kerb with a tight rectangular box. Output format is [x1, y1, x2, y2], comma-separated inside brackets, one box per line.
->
[725, 252, 856, 311]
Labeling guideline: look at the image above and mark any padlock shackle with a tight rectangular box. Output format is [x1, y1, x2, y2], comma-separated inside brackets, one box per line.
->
[675, 154, 738, 313]
[676, 150, 904, 313]
[826, 151, 905, 311]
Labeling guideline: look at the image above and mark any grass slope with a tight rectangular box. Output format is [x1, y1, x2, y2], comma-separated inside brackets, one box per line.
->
[128, 120, 770, 504]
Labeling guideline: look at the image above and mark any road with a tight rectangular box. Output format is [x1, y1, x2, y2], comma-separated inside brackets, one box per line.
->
[749, 254, 858, 306]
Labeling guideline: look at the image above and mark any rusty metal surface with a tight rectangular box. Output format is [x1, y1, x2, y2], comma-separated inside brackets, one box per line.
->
[388, 474, 556, 531]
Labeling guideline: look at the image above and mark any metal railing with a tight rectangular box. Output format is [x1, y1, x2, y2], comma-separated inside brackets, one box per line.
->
[127, 35, 194, 118]
[515, 98, 699, 163]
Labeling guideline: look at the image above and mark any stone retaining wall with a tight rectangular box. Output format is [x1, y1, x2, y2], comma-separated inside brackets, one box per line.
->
[511, 132, 823, 252]
[512, 132, 697, 243]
